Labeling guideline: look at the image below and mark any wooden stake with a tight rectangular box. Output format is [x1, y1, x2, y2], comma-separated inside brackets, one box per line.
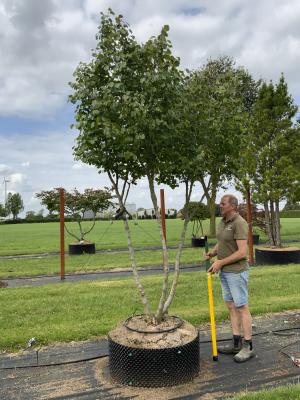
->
[59, 188, 65, 280]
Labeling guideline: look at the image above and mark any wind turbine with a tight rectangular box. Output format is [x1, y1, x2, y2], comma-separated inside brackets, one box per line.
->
[3, 177, 10, 204]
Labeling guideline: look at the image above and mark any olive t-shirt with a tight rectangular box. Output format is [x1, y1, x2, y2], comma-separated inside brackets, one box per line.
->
[216, 213, 249, 273]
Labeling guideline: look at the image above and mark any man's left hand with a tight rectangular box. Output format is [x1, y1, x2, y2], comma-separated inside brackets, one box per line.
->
[207, 260, 223, 274]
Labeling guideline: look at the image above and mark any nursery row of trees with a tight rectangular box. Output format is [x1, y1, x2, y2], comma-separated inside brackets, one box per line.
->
[68, 9, 300, 321]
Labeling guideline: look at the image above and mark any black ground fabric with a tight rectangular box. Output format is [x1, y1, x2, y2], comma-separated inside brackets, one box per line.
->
[0, 311, 299, 399]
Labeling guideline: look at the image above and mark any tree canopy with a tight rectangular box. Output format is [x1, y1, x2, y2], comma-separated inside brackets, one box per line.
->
[6, 193, 24, 220]
[236, 75, 300, 245]
[36, 188, 111, 242]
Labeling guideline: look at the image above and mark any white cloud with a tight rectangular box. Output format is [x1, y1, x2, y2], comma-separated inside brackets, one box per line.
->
[0, 0, 300, 214]
[0, 164, 12, 175]
[1, 0, 300, 118]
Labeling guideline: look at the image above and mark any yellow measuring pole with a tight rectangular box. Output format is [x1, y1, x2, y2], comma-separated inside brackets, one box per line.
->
[207, 272, 218, 361]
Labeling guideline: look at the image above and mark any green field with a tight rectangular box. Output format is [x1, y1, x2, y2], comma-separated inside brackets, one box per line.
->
[0, 247, 207, 278]
[0, 264, 299, 351]
[1, 243, 300, 279]
[0, 218, 299, 256]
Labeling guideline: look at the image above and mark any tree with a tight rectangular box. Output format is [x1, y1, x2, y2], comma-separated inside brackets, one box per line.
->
[283, 200, 300, 211]
[237, 75, 300, 246]
[0, 204, 7, 218]
[36, 188, 111, 242]
[6, 193, 24, 220]
[70, 10, 199, 324]
[186, 57, 259, 235]
[25, 211, 36, 220]
[181, 202, 210, 237]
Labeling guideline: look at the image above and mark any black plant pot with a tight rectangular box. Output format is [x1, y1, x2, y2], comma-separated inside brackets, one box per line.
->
[191, 236, 207, 248]
[69, 242, 96, 255]
[108, 317, 200, 388]
[255, 247, 300, 265]
[252, 234, 260, 245]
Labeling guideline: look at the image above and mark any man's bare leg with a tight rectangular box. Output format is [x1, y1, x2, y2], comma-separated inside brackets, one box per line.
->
[237, 304, 252, 340]
[226, 301, 242, 335]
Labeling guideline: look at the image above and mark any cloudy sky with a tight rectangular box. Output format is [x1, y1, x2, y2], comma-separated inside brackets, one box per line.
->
[1, 0, 300, 216]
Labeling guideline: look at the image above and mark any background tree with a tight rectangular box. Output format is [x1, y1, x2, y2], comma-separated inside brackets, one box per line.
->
[6, 193, 24, 220]
[0, 203, 7, 218]
[25, 211, 36, 220]
[185, 57, 257, 235]
[36, 188, 111, 242]
[237, 75, 300, 246]
[70, 10, 200, 324]
[181, 202, 210, 238]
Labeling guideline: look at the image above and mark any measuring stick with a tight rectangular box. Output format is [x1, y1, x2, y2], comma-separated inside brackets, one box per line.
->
[205, 241, 218, 361]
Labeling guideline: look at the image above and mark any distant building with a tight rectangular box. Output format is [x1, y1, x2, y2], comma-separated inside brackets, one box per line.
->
[125, 203, 136, 215]
[82, 210, 95, 219]
[137, 208, 177, 219]
[96, 203, 137, 219]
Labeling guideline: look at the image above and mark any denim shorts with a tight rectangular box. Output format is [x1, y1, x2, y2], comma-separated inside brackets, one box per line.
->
[219, 270, 249, 307]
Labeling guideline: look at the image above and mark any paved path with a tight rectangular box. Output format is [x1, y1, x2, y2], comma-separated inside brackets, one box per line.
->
[1, 311, 299, 399]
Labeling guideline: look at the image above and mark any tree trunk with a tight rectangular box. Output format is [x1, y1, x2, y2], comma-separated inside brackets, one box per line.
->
[270, 201, 277, 246]
[275, 200, 281, 247]
[208, 196, 216, 236]
[198, 175, 217, 236]
[123, 217, 151, 315]
[147, 176, 169, 324]
[108, 172, 151, 316]
[163, 182, 193, 314]
[264, 202, 273, 245]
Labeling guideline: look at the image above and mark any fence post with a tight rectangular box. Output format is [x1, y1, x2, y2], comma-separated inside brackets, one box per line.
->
[59, 188, 65, 280]
[246, 188, 254, 265]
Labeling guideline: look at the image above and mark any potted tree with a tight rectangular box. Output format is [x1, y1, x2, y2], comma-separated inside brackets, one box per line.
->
[181, 202, 209, 247]
[70, 10, 203, 387]
[36, 188, 111, 255]
[237, 76, 300, 265]
[237, 203, 266, 244]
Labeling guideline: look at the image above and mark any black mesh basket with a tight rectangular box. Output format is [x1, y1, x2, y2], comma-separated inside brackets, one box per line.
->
[108, 333, 200, 387]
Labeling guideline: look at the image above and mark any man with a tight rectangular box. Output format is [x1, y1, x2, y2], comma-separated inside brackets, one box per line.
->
[206, 194, 255, 362]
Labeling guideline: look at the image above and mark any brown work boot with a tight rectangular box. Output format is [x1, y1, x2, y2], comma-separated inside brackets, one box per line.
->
[218, 338, 242, 354]
[234, 342, 255, 363]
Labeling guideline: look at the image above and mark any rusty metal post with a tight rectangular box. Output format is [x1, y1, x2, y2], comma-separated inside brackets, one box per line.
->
[160, 189, 167, 241]
[246, 187, 254, 265]
[59, 188, 65, 280]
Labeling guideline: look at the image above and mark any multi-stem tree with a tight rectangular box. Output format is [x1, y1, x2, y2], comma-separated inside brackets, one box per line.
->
[69, 10, 202, 324]
[36, 188, 111, 242]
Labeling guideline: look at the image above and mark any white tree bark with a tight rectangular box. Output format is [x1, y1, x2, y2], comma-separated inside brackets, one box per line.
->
[147, 176, 169, 324]
[163, 182, 193, 314]
[108, 172, 151, 315]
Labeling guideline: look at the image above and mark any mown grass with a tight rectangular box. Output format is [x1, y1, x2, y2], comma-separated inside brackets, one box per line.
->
[0, 218, 299, 256]
[0, 264, 299, 351]
[231, 384, 300, 399]
[0, 247, 207, 278]
[1, 243, 299, 279]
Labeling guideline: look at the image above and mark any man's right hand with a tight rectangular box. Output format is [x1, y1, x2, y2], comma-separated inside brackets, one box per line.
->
[204, 251, 215, 260]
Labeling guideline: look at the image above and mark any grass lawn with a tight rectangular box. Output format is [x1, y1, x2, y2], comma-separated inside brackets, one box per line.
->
[0, 247, 208, 278]
[0, 264, 299, 351]
[0, 242, 299, 279]
[0, 218, 299, 256]
[232, 384, 300, 399]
